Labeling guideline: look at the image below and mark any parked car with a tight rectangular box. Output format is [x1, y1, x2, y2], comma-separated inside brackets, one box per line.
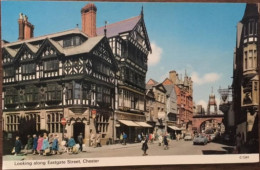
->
[209, 134, 216, 141]
[184, 133, 192, 141]
[193, 135, 208, 145]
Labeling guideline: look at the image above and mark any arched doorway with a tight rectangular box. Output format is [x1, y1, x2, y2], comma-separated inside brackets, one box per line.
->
[73, 122, 85, 143]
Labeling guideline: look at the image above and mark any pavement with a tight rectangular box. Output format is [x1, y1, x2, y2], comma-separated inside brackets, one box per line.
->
[3, 139, 237, 161]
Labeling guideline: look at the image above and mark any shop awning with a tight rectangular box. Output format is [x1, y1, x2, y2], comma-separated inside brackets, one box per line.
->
[118, 120, 140, 127]
[135, 121, 153, 128]
[168, 126, 181, 130]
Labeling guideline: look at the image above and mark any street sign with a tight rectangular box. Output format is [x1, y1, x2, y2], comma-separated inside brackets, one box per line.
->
[61, 118, 66, 126]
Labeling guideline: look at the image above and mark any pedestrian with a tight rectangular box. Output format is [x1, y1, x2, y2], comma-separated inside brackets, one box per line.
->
[236, 133, 242, 153]
[32, 134, 38, 155]
[158, 134, 163, 146]
[123, 132, 127, 145]
[48, 134, 54, 153]
[90, 131, 96, 147]
[63, 134, 69, 153]
[96, 131, 102, 147]
[68, 136, 76, 153]
[141, 137, 148, 156]
[149, 133, 152, 143]
[25, 135, 33, 154]
[42, 135, 50, 156]
[163, 135, 169, 150]
[37, 134, 44, 155]
[120, 133, 123, 144]
[52, 134, 59, 155]
[138, 134, 142, 142]
[77, 133, 83, 151]
[14, 136, 22, 156]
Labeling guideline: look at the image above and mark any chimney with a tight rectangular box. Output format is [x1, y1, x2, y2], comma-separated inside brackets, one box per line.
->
[81, 3, 97, 37]
[18, 13, 34, 40]
[24, 15, 34, 40]
[18, 13, 24, 40]
[169, 70, 177, 84]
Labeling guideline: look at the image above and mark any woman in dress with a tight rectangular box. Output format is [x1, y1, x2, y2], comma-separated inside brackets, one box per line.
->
[37, 134, 44, 155]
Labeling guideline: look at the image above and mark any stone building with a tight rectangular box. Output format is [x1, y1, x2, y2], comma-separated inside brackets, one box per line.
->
[233, 3, 259, 148]
[146, 79, 167, 135]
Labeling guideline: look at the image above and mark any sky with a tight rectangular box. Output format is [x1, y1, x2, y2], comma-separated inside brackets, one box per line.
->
[1, 1, 246, 110]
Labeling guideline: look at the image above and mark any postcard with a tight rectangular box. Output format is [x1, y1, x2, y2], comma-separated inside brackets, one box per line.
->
[1, 1, 259, 169]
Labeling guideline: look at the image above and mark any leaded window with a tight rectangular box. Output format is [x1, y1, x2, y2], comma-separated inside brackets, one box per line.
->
[4, 67, 15, 77]
[63, 36, 82, 48]
[43, 60, 59, 71]
[6, 114, 19, 132]
[25, 86, 38, 103]
[22, 63, 36, 74]
[5, 88, 18, 105]
[46, 84, 62, 101]
[74, 83, 81, 99]
[47, 112, 63, 133]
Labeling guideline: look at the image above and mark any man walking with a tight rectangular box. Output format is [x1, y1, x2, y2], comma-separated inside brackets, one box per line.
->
[77, 133, 83, 152]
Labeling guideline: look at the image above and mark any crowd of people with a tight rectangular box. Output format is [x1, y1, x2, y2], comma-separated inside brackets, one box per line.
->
[13, 131, 173, 157]
[12, 132, 88, 156]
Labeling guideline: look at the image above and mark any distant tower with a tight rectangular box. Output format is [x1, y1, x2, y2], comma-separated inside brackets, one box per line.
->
[207, 87, 218, 115]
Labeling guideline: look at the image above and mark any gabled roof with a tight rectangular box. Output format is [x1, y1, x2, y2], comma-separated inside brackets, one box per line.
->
[25, 42, 38, 53]
[162, 78, 173, 85]
[242, 4, 258, 21]
[154, 83, 167, 93]
[146, 78, 159, 89]
[3, 28, 86, 48]
[163, 84, 175, 96]
[97, 15, 141, 38]
[4, 47, 17, 57]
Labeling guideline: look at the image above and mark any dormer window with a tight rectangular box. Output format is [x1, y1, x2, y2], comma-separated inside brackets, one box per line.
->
[63, 36, 82, 48]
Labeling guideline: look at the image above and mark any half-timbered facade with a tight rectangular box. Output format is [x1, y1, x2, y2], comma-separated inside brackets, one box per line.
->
[97, 9, 152, 142]
[2, 18, 118, 144]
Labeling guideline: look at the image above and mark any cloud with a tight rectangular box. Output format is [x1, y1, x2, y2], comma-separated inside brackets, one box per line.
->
[191, 72, 221, 85]
[148, 41, 163, 66]
[197, 100, 207, 110]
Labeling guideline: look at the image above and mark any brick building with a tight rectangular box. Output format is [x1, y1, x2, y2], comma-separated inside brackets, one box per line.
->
[168, 70, 193, 132]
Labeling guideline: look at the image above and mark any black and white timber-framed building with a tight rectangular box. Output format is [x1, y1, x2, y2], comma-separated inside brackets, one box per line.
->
[2, 3, 152, 144]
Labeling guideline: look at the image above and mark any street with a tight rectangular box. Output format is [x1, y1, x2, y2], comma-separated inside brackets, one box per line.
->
[3, 139, 235, 161]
